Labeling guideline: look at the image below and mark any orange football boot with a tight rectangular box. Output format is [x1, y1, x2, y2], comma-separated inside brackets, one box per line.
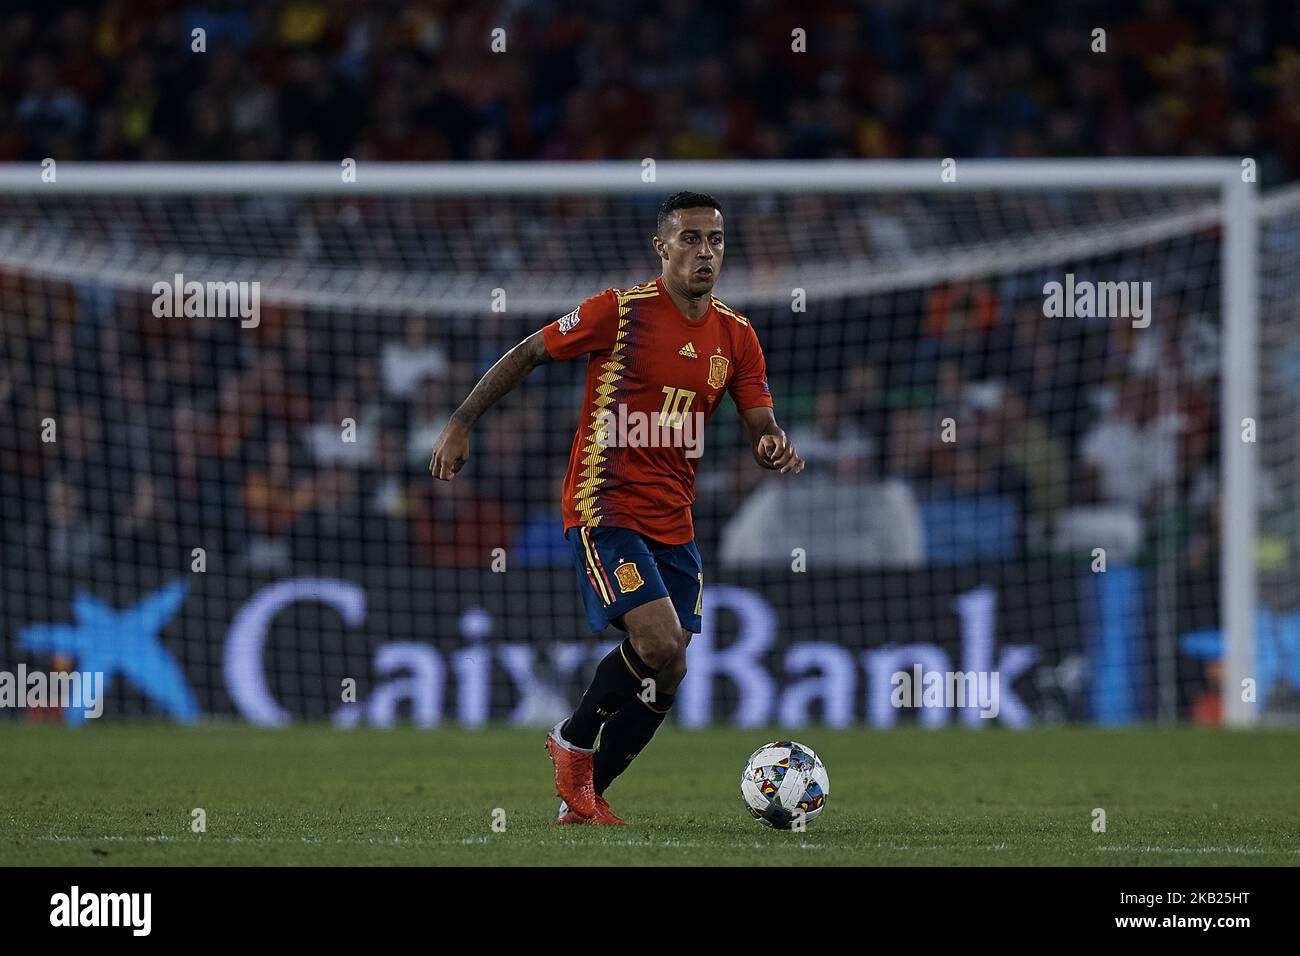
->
[555, 796, 626, 826]
[545, 722, 595, 818]
[555, 800, 587, 825]
[589, 795, 626, 825]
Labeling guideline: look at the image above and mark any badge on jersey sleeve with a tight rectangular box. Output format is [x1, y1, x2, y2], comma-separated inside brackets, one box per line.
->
[707, 354, 730, 389]
[614, 562, 645, 593]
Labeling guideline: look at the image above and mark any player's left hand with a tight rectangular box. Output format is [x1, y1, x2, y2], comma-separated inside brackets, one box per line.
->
[756, 432, 804, 474]
[430, 420, 471, 480]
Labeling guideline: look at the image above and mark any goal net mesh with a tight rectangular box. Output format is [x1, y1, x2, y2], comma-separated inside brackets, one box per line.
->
[1255, 187, 1300, 721]
[0, 179, 1259, 727]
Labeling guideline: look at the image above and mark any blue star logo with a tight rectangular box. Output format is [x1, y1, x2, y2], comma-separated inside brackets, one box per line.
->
[17, 580, 199, 724]
[1180, 606, 1300, 709]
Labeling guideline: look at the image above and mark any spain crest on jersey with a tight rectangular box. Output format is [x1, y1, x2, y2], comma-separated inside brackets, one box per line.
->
[614, 562, 645, 593]
[707, 354, 729, 389]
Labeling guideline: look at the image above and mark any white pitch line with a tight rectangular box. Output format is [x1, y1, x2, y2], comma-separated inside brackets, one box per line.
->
[29, 835, 1300, 856]
[1095, 844, 1300, 856]
[31, 833, 828, 851]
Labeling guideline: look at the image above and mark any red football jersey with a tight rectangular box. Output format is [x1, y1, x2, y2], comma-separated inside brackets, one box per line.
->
[541, 276, 774, 545]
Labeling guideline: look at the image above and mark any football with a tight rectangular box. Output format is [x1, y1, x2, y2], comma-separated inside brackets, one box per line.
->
[740, 740, 830, 828]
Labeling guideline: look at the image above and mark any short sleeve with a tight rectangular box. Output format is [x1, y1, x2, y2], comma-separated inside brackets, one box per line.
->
[541, 289, 620, 361]
[727, 322, 775, 411]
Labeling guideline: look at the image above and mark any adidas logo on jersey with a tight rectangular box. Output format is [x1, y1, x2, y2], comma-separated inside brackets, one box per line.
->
[679, 342, 698, 358]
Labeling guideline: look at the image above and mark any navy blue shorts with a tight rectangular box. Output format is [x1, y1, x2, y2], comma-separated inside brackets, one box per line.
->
[566, 525, 703, 634]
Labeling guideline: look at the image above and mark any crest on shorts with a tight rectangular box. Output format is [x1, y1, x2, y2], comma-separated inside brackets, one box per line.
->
[707, 354, 729, 389]
[614, 562, 644, 593]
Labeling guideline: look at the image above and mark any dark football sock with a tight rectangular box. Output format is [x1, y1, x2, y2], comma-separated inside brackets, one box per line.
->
[561, 638, 657, 750]
[593, 690, 676, 796]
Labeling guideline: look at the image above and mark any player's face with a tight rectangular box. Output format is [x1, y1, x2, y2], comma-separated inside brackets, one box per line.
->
[658, 208, 724, 295]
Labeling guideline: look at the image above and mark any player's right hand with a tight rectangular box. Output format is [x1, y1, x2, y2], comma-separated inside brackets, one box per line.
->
[756, 431, 805, 475]
[430, 421, 470, 480]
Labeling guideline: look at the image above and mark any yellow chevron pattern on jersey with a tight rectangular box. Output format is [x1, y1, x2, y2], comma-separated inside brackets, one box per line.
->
[711, 297, 750, 326]
[572, 286, 649, 526]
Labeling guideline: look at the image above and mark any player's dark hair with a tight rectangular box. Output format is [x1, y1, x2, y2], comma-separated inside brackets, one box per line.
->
[656, 191, 723, 236]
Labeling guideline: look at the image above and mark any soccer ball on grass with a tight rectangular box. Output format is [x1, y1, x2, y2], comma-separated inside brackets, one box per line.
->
[740, 740, 829, 829]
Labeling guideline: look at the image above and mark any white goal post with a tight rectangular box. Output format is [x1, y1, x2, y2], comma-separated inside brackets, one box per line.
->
[0, 159, 1261, 726]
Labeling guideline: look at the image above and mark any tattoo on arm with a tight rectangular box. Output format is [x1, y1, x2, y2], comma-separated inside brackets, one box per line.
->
[451, 330, 553, 429]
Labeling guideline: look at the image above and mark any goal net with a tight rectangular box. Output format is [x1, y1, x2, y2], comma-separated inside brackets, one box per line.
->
[0, 161, 1267, 728]
[1254, 184, 1300, 723]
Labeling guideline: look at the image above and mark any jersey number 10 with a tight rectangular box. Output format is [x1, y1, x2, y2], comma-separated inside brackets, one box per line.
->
[658, 386, 697, 429]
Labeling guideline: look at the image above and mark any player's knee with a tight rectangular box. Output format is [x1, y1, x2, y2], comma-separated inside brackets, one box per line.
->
[664, 653, 687, 688]
[626, 601, 686, 667]
[656, 633, 691, 692]
[667, 627, 692, 663]
[639, 624, 682, 668]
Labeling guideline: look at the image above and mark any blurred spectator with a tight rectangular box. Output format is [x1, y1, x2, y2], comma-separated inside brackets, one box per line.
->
[410, 475, 514, 568]
[15, 53, 85, 158]
[304, 382, 383, 466]
[786, 388, 874, 480]
[37, 474, 107, 573]
[382, 316, 449, 400]
[242, 426, 314, 570]
[111, 473, 177, 570]
[1080, 376, 1182, 511]
[996, 385, 1069, 538]
[361, 421, 413, 519]
[291, 466, 363, 566]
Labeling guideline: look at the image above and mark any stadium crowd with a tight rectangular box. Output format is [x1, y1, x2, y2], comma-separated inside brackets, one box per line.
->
[0, 0, 1296, 183]
[0, 260, 1223, 580]
[0, 0, 1256, 583]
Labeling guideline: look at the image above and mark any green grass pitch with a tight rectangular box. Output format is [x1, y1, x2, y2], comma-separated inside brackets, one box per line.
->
[2, 724, 1298, 866]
